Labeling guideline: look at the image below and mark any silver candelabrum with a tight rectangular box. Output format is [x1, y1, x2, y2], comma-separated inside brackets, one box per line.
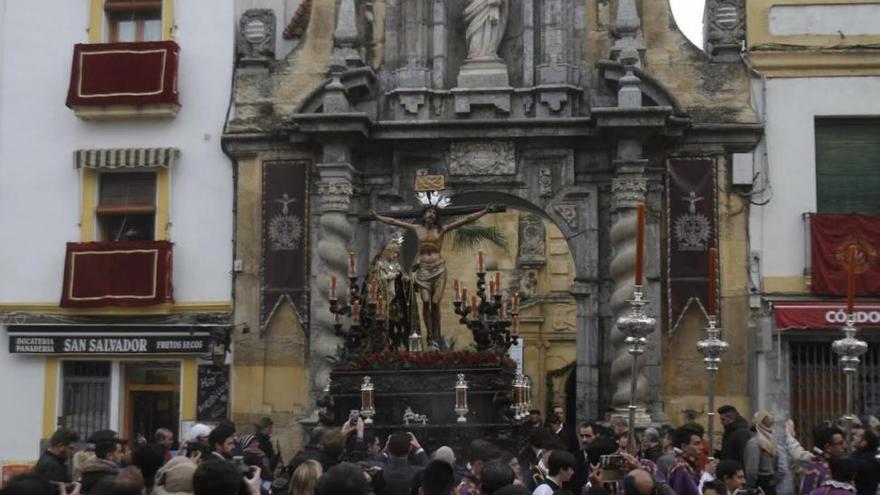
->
[832, 314, 868, 453]
[696, 314, 729, 459]
[616, 285, 656, 455]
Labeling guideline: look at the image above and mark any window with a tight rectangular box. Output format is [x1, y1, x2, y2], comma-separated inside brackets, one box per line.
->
[61, 361, 112, 440]
[815, 118, 880, 214]
[105, 0, 163, 42]
[97, 172, 156, 242]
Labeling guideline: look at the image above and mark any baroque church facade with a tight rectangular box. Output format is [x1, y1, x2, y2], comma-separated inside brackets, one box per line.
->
[223, 0, 761, 451]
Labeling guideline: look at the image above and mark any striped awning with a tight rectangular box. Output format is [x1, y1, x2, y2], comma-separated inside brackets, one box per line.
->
[74, 148, 180, 169]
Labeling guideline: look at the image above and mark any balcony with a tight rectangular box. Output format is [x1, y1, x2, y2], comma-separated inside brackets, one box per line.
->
[60, 241, 173, 308]
[65, 41, 180, 120]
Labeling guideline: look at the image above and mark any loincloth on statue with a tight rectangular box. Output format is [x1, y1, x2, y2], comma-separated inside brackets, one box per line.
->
[414, 258, 446, 295]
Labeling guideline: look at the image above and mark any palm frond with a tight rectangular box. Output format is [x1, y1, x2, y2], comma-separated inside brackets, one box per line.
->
[451, 224, 508, 252]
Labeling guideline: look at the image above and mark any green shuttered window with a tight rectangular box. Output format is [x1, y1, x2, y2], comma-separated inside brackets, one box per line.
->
[815, 118, 880, 214]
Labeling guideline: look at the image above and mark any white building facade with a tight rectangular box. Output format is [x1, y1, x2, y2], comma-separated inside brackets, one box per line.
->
[0, 0, 234, 464]
[744, 0, 880, 444]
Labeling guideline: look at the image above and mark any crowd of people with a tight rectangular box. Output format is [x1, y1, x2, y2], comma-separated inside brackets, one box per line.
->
[2, 405, 878, 495]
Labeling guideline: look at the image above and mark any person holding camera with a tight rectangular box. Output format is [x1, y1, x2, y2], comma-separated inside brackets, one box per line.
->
[381, 432, 427, 495]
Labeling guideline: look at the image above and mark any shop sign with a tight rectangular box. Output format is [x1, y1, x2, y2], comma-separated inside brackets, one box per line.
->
[8, 335, 211, 354]
[772, 301, 880, 330]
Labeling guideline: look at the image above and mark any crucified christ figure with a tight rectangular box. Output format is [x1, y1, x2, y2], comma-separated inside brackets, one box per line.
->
[371, 204, 495, 345]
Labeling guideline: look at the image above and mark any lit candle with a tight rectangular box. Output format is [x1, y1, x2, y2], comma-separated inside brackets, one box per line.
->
[461, 288, 468, 310]
[471, 295, 478, 319]
[635, 203, 645, 286]
[512, 314, 520, 335]
[453, 280, 461, 302]
[847, 245, 857, 315]
[489, 280, 496, 299]
[513, 292, 520, 314]
[369, 278, 378, 301]
[330, 276, 337, 299]
[477, 250, 485, 273]
[351, 300, 361, 325]
[708, 247, 717, 317]
[377, 295, 384, 319]
[348, 251, 356, 276]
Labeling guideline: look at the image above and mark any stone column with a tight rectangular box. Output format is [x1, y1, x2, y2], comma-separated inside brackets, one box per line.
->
[310, 145, 355, 397]
[572, 280, 600, 422]
[608, 145, 653, 425]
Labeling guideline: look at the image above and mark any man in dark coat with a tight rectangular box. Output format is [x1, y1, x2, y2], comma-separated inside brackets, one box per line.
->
[718, 405, 752, 464]
[850, 427, 880, 495]
[35, 427, 79, 484]
[80, 439, 122, 493]
[381, 432, 425, 495]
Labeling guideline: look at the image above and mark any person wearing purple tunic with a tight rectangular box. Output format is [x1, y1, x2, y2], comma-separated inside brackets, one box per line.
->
[667, 425, 705, 495]
[800, 426, 846, 495]
[807, 456, 858, 495]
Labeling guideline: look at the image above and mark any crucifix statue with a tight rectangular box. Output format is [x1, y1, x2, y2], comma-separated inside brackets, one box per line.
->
[367, 175, 502, 345]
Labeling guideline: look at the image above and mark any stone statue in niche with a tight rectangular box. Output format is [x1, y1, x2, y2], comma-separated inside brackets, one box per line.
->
[464, 0, 508, 60]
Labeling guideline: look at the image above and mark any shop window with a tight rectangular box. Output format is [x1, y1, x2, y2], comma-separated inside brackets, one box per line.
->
[60, 361, 111, 440]
[105, 0, 163, 42]
[815, 118, 880, 214]
[97, 172, 156, 242]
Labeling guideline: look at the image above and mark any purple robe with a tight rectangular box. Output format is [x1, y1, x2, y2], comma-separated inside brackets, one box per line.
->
[456, 470, 480, 495]
[800, 459, 831, 495]
[808, 481, 857, 495]
[667, 458, 701, 495]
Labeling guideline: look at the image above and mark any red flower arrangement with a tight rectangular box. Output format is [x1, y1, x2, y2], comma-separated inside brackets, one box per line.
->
[350, 350, 516, 370]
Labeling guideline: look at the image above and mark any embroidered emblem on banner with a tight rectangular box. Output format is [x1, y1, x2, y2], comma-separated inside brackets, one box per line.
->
[674, 192, 711, 251]
[833, 236, 877, 274]
[268, 193, 303, 251]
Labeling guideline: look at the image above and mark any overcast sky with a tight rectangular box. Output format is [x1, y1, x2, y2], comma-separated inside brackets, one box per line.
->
[670, 0, 705, 48]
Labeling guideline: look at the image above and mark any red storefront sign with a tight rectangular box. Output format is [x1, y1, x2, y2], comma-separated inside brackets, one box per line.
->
[772, 301, 880, 330]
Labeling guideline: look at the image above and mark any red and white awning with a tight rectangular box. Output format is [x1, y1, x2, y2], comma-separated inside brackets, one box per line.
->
[771, 301, 880, 330]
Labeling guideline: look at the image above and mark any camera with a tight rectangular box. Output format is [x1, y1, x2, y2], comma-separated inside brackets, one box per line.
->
[232, 455, 252, 476]
[349, 409, 361, 426]
[600, 454, 627, 481]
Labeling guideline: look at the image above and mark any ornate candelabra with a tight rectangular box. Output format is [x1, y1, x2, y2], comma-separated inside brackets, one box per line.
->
[454, 373, 469, 423]
[452, 254, 518, 354]
[360, 376, 375, 424]
[616, 285, 656, 455]
[696, 314, 728, 458]
[832, 314, 867, 452]
[329, 257, 390, 360]
[511, 373, 527, 420]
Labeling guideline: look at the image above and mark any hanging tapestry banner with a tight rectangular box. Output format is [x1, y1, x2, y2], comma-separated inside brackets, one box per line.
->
[667, 157, 718, 334]
[261, 160, 310, 331]
[810, 213, 880, 296]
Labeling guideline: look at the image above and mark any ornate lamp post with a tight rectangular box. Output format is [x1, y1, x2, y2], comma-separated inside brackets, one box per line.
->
[833, 246, 868, 452]
[454, 373, 469, 423]
[615, 204, 656, 455]
[696, 247, 727, 458]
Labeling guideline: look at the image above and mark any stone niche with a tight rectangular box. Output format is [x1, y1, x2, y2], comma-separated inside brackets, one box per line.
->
[382, 0, 588, 120]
